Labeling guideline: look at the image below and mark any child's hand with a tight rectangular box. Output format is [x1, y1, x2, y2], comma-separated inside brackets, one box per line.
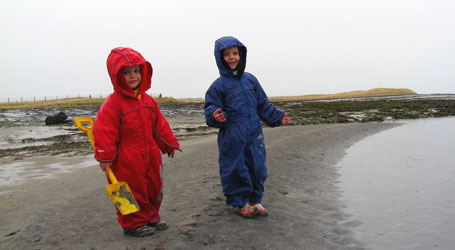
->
[99, 162, 112, 172]
[213, 108, 227, 123]
[282, 113, 291, 125]
[99, 162, 112, 179]
[168, 148, 182, 158]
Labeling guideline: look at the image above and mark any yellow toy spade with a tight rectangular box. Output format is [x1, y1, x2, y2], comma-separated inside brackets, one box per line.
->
[74, 117, 140, 215]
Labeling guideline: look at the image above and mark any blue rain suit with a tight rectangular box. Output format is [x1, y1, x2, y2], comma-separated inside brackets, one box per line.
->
[204, 36, 285, 207]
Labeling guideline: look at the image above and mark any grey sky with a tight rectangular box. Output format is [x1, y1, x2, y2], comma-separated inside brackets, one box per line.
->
[1, 0, 454, 100]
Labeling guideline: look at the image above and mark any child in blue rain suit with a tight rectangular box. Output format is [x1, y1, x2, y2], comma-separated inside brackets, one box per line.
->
[205, 36, 291, 218]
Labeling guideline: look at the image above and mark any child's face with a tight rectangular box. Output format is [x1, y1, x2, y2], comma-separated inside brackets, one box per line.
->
[223, 46, 240, 71]
[122, 65, 142, 89]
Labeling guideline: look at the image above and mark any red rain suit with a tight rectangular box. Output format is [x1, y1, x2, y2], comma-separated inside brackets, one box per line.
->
[93, 47, 180, 229]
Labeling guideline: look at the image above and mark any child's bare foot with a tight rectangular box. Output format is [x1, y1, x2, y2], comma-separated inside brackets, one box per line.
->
[250, 203, 268, 216]
[236, 204, 258, 218]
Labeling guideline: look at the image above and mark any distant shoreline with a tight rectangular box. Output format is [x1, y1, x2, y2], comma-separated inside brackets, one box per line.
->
[0, 88, 422, 109]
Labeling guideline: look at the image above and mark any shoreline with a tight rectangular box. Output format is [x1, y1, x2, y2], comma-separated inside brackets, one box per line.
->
[0, 122, 400, 250]
[2, 96, 455, 159]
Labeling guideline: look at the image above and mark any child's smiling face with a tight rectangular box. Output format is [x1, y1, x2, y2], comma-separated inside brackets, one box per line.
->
[223, 46, 240, 71]
[122, 65, 142, 90]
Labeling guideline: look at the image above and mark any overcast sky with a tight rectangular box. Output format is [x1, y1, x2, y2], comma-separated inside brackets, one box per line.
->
[1, 0, 454, 100]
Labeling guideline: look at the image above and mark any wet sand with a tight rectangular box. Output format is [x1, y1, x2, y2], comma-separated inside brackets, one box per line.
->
[0, 122, 400, 250]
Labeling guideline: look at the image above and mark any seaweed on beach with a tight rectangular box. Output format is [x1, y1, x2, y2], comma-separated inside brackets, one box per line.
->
[272, 99, 455, 125]
[0, 133, 93, 159]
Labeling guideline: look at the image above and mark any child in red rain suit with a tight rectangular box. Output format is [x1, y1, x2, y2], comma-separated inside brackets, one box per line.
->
[93, 47, 180, 237]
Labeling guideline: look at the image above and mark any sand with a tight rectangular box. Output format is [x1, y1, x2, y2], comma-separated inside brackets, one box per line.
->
[0, 122, 400, 250]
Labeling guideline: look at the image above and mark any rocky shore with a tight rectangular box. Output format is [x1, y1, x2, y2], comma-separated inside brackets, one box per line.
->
[1, 94, 455, 159]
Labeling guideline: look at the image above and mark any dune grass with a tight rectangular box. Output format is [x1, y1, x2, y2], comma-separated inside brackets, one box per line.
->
[0, 97, 107, 109]
[0, 96, 182, 109]
[269, 88, 416, 101]
[0, 88, 416, 109]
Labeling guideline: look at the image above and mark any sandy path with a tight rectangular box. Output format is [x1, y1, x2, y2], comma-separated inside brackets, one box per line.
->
[0, 122, 400, 250]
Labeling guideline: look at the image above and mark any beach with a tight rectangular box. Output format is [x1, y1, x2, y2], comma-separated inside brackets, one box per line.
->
[0, 122, 399, 250]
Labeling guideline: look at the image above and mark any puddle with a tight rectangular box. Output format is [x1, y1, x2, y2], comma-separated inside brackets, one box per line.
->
[337, 117, 455, 250]
[0, 156, 95, 187]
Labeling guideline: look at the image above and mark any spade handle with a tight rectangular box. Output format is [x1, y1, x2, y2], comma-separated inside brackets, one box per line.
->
[74, 117, 119, 185]
[74, 117, 95, 149]
[108, 168, 119, 184]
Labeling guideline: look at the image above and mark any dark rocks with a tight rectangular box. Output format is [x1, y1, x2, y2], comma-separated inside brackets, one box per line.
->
[45, 112, 68, 125]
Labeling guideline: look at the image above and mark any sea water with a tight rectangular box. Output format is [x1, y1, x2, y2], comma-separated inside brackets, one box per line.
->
[337, 117, 455, 250]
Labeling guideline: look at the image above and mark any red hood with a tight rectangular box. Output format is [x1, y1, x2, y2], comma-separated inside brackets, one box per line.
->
[106, 47, 153, 97]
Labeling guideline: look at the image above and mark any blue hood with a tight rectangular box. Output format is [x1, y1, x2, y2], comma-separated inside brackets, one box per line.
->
[214, 36, 247, 77]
